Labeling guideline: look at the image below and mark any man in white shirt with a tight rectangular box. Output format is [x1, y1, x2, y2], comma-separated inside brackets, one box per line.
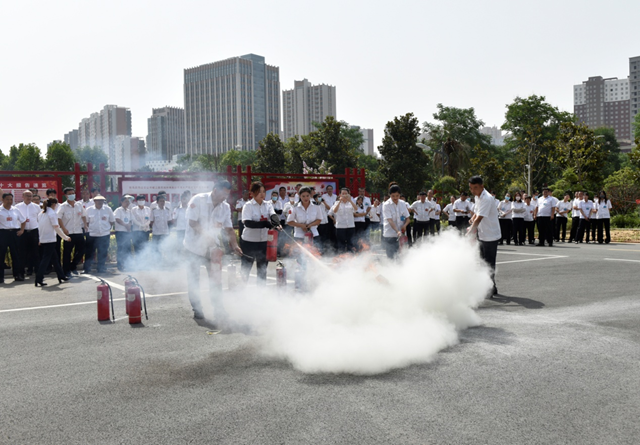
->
[453, 192, 473, 233]
[184, 180, 242, 320]
[81, 188, 94, 210]
[1, 193, 27, 282]
[57, 187, 88, 276]
[576, 192, 595, 243]
[555, 192, 572, 242]
[443, 195, 457, 228]
[533, 187, 558, 247]
[114, 195, 133, 271]
[523, 195, 536, 244]
[468, 176, 501, 297]
[410, 191, 434, 242]
[150, 190, 172, 212]
[321, 185, 338, 250]
[131, 195, 151, 256]
[15, 190, 41, 276]
[568, 191, 582, 243]
[382, 184, 410, 259]
[150, 194, 172, 249]
[84, 195, 115, 274]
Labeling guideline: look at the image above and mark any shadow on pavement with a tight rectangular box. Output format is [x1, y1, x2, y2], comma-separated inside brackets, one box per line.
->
[459, 325, 517, 346]
[485, 294, 545, 309]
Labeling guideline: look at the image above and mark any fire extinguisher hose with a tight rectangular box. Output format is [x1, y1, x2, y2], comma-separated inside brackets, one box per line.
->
[99, 278, 115, 321]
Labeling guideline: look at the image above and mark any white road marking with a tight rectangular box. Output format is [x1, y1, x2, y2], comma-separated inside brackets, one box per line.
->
[498, 251, 567, 257]
[497, 256, 567, 265]
[604, 258, 640, 263]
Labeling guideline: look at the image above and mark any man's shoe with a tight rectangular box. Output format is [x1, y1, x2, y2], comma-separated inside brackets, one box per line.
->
[14, 276, 25, 282]
[193, 310, 205, 320]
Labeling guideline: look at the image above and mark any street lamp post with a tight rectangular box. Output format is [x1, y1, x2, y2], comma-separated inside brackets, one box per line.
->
[416, 143, 448, 177]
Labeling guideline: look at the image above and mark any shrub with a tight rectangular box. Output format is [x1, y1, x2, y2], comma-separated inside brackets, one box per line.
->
[611, 213, 640, 228]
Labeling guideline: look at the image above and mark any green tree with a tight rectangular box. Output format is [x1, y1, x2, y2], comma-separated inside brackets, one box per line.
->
[13, 143, 44, 171]
[502, 95, 573, 190]
[190, 154, 222, 172]
[603, 167, 640, 215]
[423, 104, 492, 187]
[45, 141, 76, 188]
[593, 127, 621, 179]
[75, 146, 109, 169]
[2, 145, 21, 170]
[312, 120, 365, 154]
[553, 122, 610, 190]
[284, 137, 305, 174]
[467, 144, 512, 195]
[633, 112, 640, 140]
[0, 149, 6, 169]
[378, 113, 428, 197]
[220, 149, 257, 170]
[302, 116, 359, 174]
[356, 152, 384, 194]
[432, 175, 458, 200]
[255, 133, 287, 173]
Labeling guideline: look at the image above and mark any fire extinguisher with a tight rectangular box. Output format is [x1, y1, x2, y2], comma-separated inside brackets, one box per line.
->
[266, 229, 278, 262]
[276, 260, 286, 287]
[124, 276, 135, 315]
[398, 232, 408, 252]
[127, 276, 148, 325]
[304, 231, 313, 245]
[210, 247, 223, 289]
[97, 279, 114, 322]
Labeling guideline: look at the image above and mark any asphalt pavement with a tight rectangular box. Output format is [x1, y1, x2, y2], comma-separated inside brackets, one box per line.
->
[1, 241, 639, 444]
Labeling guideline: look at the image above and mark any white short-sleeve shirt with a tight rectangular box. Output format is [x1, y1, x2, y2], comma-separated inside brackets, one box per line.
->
[368, 205, 381, 223]
[331, 200, 356, 229]
[511, 201, 526, 219]
[0, 205, 26, 229]
[241, 199, 276, 242]
[183, 192, 233, 256]
[596, 200, 612, 219]
[15, 202, 41, 230]
[453, 198, 473, 216]
[578, 200, 594, 219]
[473, 189, 501, 242]
[571, 198, 582, 218]
[443, 203, 456, 221]
[86, 205, 115, 237]
[287, 202, 321, 238]
[57, 201, 87, 234]
[536, 195, 558, 217]
[37, 207, 60, 243]
[382, 198, 410, 238]
[131, 206, 151, 232]
[321, 193, 337, 208]
[113, 206, 132, 232]
[557, 200, 572, 218]
[150, 206, 172, 235]
[173, 206, 188, 231]
[410, 200, 435, 222]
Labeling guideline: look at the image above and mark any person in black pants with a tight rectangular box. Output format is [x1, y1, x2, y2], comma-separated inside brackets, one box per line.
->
[568, 191, 581, 242]
[596, 191, 612, 244]
[575, 192, 595, 243]
[35, 198, 71, 287]
[534, 188, 557, 247]
[0, 193, 27, 283]
[511, 193, 526, 245]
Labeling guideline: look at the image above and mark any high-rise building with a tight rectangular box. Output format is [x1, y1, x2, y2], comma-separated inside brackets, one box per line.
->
[349, 126, 374, 156]
[480, 126, 505, 146]
[183, 54, 280, 155]
[64, 130, 78, 151]
[573, 56, 640, 148]
[282, 79, 337, 141]
[114, 136, 145, 171]
[146, 107, 185, 161]
[68, 105, 132, 169]
[630, 56, 639, 137]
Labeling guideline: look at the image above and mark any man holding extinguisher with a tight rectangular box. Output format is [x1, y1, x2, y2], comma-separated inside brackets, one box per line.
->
[240, 181, 281, 285]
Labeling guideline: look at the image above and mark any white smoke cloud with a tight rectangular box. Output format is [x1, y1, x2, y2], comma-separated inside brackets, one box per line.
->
[222, 231, 492, 375]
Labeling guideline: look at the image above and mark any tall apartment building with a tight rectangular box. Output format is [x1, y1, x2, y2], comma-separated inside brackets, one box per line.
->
[480, 126, 505, 146]
[282, 79, 337, 140]
[69, 105, 132, 169]
[146, 107, 185, 161]
[183, 54, 280, 155]
[114, 136, 145, 171]
[64, 129, 78, 151]
[573, 56, 640, 148]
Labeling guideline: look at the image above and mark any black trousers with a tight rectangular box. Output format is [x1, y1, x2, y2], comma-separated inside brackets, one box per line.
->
[525, 220, 535, 243]
[37, 242, 65, 282]
[431, 220, 440, 235]
[20, 228, 39, 273]
[336, 227, 355, 253]
[382, 236, 400, 259]
[413, 220, 430, 241]
[536, 217, 554, 246]
[0, 229, 22, 280]
[555, 217, 568, 241]
[133, 231, 150, 255]
[456, 216, 469, 233]
[84, 235, 109, 272]
[479, 239, 498, 293]
[499, 219, 512, 244]
[406, 221, 413, 245]
[63, 233, 85, 274]
[354, 221, 367, 250]
[240, 240, 268, 284]
[569, 216, 579, 242]
[512, 218, 525, 245]
[597, 218, 611, 244]
[590, 218, 597, 241]
[115, 231, 132, 270]
[317, 223, 330, 253]
[576, 219, 591, 243]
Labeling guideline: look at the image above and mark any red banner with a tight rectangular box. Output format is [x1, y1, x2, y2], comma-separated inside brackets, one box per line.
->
[0, 177, 61, 201]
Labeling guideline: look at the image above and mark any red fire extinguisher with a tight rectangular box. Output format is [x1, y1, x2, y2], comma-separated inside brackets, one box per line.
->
[124, 276, 135, 315]
[266, 229, 278, 262]
[126, 277, 148, 325]
[304, 231, 313, 245]
[97, 279, 114, 322]
[276, 260, 286, 287]
[210, 247, 223, 289]
[398, 231, 408, 252]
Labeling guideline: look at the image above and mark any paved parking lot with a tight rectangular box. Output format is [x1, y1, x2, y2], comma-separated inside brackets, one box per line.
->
[1, 242, 639, 444]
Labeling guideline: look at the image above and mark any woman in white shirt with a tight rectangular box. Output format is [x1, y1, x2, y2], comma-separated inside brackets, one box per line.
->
[330, 188, 357, 253]
[368, 199, 381, 233]
[555, 193, 572, 242]
[596, 190, 612, 244]
[36, 198, 71, 287]
[313, 193, 330, 253]
[241, 181, 278, 283]
[498, 193, 513, 245]
[443, 195, 457, 229]
[172, 191, 191, 243]
[511, 192, 526, 245]
[354, 196, 367, 250]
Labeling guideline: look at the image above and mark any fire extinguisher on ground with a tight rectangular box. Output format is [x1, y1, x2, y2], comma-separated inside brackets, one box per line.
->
[97, 279, 114, 322]
[124, 276, 135, 315]
[126, 277, 148, 325]
[266, 229, 278, 262]
[304, 231, 313, 245]
[276, 260, 286, 287]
